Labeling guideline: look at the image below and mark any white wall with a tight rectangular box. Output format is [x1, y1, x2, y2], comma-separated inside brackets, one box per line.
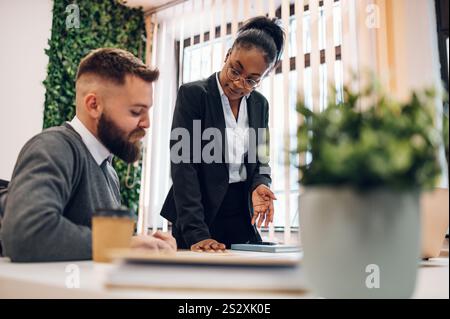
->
[0, 0, 53, 180]
[384, 0, 448, 187]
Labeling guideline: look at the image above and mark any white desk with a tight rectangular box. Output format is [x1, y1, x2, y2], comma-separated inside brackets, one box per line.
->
[0, 250, 310, 299]
[0, 250, 448, 299]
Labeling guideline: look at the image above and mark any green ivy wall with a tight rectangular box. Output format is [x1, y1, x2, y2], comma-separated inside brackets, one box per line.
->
[43, 0, 146, 214]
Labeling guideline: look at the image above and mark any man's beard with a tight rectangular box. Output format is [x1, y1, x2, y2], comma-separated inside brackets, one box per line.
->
[97, 113, 145, 163]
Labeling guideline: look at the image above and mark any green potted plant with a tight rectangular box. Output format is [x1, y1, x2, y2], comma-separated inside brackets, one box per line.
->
[296, 80, 444, 298]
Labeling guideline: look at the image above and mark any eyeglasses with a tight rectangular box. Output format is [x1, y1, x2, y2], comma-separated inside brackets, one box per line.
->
[225, 65, 261, 90]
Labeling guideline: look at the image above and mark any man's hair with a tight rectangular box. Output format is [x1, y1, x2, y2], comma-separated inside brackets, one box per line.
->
[76, 48, 159, 84]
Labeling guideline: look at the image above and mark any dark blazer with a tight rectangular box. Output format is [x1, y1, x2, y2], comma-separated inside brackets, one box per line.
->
[160, 73, 271, 248]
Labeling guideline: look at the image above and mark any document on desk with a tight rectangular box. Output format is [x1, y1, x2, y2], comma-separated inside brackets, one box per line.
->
[104, 250, 306, 293]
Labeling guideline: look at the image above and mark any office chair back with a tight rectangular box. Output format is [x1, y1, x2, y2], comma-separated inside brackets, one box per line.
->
[0, 179, 9, 257]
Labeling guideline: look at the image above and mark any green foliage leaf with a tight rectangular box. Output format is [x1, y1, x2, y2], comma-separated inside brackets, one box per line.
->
[295, 79, 444, 190]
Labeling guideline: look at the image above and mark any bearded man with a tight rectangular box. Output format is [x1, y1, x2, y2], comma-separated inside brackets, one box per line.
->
[0, 48, 176, 262]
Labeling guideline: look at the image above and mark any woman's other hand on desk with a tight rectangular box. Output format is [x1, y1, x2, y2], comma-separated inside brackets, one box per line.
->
[130, 231, 177, 253]
[251, 184, 277, 228]
[191, 239, 227, 253]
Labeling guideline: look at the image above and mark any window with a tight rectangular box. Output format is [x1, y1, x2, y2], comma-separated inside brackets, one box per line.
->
[140, 0, 351, 242]
[435, 0, 449, 179]
[435, 0, 449, 94]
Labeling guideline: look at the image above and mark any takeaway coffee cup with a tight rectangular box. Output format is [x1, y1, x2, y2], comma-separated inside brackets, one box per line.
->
[92, 208, 135, 263]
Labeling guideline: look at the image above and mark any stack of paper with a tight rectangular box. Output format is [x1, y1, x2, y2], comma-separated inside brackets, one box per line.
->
[104, 250, 307, 293]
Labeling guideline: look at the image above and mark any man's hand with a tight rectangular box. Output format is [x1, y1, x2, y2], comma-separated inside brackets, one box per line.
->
[191, 239, 226, 253]
[130, 231, 177, 253]
[251, 184, 277, 228]
[152, 230, 177, 251]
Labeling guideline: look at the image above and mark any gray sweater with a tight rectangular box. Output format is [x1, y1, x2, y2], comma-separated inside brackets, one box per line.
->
[0, 123, 121, 262]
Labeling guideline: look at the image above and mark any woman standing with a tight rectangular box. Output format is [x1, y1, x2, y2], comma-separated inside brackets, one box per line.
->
[161, 16, 285, 252]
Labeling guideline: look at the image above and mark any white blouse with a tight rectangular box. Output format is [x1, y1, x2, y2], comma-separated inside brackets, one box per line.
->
[215, 73, 250, 184]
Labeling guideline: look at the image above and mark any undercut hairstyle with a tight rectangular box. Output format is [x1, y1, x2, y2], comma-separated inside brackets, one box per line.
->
[76, 48, 159, 84]
[233, 16, 286, 65]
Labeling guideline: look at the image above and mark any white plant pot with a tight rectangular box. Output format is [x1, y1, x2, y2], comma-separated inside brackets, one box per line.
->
[299, 187, 421, 298]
